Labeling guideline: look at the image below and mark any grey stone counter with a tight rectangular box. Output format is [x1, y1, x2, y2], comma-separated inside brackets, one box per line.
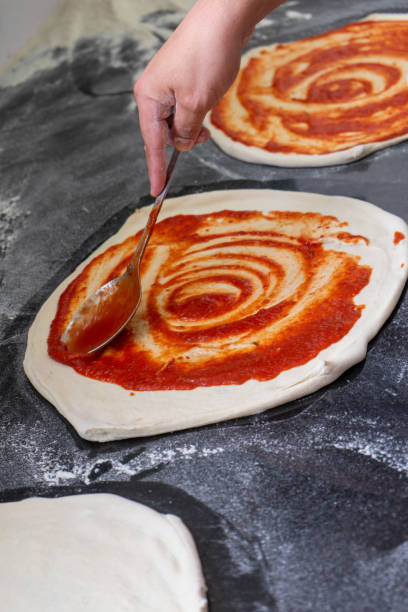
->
[1, 1, 407, 610]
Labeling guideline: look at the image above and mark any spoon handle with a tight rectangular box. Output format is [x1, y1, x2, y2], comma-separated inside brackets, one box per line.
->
[128, 148, 180, 276]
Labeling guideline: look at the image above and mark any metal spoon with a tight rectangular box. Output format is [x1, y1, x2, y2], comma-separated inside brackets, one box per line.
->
[61, 148, 180, 355]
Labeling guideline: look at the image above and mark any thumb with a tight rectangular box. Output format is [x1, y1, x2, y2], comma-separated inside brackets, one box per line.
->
[172, 101, 207, 151]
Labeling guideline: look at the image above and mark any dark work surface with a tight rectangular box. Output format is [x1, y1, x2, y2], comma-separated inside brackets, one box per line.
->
[1, 1, 408, 611]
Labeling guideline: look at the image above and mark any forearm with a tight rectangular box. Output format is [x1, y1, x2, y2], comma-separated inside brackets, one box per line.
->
[179, 0, 286, 48]
[134, 0, 287, 195]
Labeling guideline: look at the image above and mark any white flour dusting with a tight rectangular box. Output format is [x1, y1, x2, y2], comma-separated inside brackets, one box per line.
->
[329, 435, 408, 474]
[2, 419, 225, 486]
[257, 16, 276, 28]
[285, 10, 312, 21]
[242, 409, 408, 478]
[3, 405, 407, 490]
[0, 0, 195, 87]
[41, 443, 225, 485]
[0, 196, 29, 259]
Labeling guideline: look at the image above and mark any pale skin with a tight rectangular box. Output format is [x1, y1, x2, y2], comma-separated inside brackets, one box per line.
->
[134, 0, 286, 196]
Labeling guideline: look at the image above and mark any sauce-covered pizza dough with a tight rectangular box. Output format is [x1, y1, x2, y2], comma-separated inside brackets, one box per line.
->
[48, 211, 371, 389]
[206, 14, 408, 166]
[24, 190, 407, 441]
[0, 493, 207, 611]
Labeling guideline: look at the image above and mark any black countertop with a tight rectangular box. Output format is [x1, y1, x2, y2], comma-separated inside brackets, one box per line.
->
[1, 1, 408, 610]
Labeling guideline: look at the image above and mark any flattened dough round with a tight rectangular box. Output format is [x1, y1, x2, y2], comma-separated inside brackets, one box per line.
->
[0, 493, 207, 611]
[24, 189, 408, 441]
[205, 14, 408, 166]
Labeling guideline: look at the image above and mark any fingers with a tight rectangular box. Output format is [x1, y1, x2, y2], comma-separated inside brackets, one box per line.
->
[172, 102, 208, 152]
[135, 83, 211, 196]
[135, 87, 172, 196]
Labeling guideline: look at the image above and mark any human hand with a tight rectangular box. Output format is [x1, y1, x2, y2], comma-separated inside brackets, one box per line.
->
[134, 0, 283, 196]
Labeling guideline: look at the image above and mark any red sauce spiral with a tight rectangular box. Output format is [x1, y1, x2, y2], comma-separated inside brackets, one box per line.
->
[211, 19, 408, 155]
[48, 209, 371, 390]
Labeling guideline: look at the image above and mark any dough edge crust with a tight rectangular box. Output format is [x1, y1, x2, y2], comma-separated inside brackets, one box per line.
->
[24, 188, 408, 441]
[204, 13, 408, 167]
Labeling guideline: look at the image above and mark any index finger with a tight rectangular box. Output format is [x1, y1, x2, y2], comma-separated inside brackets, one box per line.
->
[135, 94, 173, 196]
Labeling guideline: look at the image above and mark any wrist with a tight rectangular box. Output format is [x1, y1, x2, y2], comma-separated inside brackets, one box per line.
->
[188, 0, 284, 46]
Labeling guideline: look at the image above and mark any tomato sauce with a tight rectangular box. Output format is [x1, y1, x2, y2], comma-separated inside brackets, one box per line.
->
[211, 19, 408, 155]
[48, 210, 372, 391]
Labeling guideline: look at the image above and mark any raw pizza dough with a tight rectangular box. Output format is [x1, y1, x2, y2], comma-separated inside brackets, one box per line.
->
[24, 189, 408, 441]
[0, 493, 207, 611]
[205, 14, 408, 167]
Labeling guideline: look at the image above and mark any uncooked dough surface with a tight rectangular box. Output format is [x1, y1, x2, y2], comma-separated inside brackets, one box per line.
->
[206, 14, 408, 167]
[24, 189, 408, 441]
[0, 493, 207, 611]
